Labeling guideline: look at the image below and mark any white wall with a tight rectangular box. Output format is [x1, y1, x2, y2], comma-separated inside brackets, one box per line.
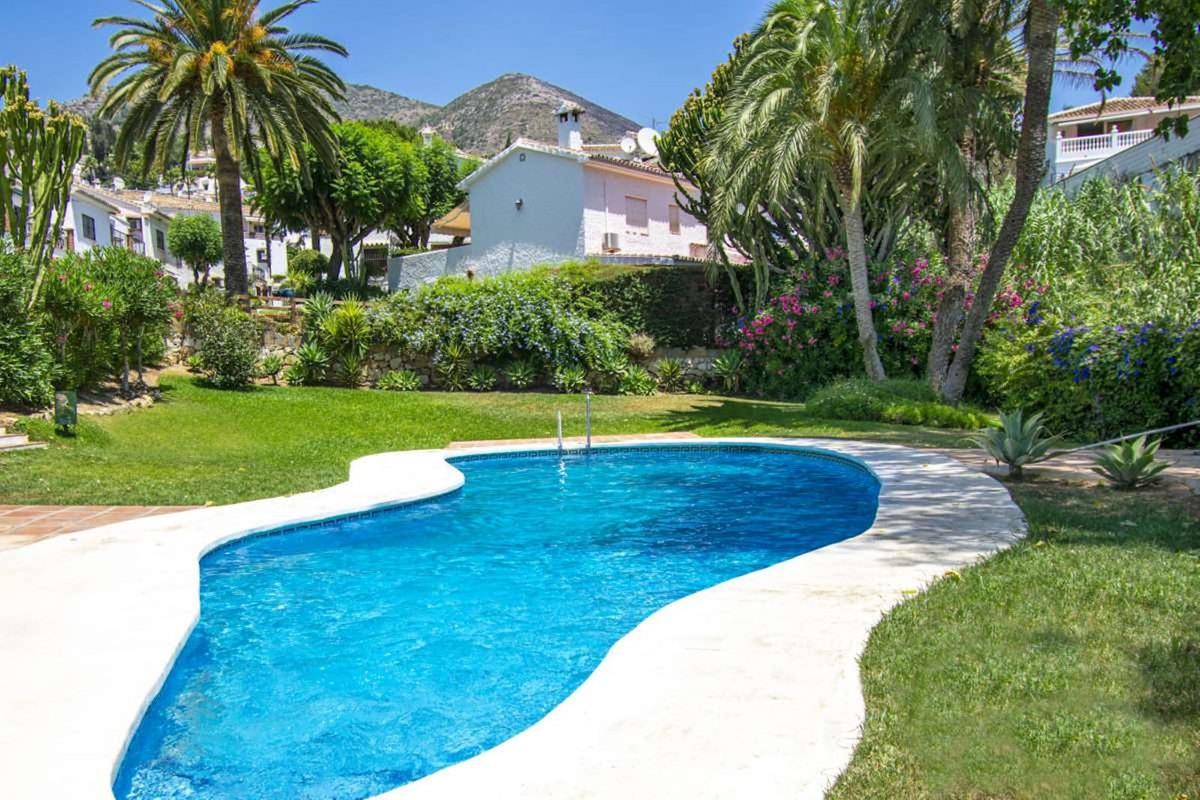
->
[65, 196, 116, 253]
[582, 166, 706, 257]
[463, 148, 586, 277]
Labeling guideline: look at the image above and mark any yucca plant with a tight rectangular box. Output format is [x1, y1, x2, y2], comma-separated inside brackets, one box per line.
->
[1092, 436, 1170, 490]
[974, 409, 1063, 479]
[592, 350, 629, 394]
[712, 350, 743, 394]
[504, 358, 537, 390]
[653, 357, 686, 392]
[435, 341, 470, 391]
[286, 341, 329, 385]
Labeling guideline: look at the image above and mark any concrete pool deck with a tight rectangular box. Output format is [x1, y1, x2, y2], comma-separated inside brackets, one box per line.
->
[0, 438, 1025, 800]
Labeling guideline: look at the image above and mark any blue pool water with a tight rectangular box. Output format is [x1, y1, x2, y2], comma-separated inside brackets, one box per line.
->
[115, 445, 879, 800]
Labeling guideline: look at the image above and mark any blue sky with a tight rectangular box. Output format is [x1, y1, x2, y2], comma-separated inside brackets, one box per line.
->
[7, 0, 1144, 125]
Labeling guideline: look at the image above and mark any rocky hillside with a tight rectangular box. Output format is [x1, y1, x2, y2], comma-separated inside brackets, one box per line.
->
[65, 73, 641, 156]
[419, 73, 640, 155]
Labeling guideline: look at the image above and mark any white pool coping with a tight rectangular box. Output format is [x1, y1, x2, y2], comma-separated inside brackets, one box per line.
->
[0, 438, 1025, 800]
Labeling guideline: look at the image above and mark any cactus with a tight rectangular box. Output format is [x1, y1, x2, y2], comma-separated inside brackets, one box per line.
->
[0, 65, 87, 310]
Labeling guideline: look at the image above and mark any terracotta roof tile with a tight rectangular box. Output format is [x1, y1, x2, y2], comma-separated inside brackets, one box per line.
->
[1048, 96, 1200, 122]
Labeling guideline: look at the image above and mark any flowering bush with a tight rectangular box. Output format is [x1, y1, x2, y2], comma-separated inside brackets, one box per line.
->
[0, 246, 55, 406]
[978, 314, 1200, 442]
[728, 254, 946, 398]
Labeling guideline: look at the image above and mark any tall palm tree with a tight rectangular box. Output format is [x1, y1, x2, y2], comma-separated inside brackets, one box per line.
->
[89, 0, 346, 295]
[705, 0, 936, 381]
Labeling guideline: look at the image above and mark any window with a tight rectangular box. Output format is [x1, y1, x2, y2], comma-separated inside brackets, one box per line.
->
[155, 229, 166, 253]
[128, 218, 143, 233]
[256, 248, 268, 264]
[668, 204, 681, 235]
[109, 222, 117, 243]
[625, 196, 648, 233]
[81, 214, 97, 241]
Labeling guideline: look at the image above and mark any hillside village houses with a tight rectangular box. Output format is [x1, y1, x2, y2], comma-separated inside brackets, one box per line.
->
[56, 165, 288, 289]
[387, 103, 710, 291]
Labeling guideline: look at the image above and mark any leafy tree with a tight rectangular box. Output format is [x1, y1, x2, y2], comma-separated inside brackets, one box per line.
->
[392, 138, 477, 249]
[1130, 55, 1200, 97]
[89, 0, 348, 297]
[0, 245, 55, 406]
[253, 121, 424, 283]
[89, 248, 177, 395]
[937, 0, 1200, 403]
[168, 214, 223, 287]
[704, 0, 944, 380]
[0, 65, 87, 311]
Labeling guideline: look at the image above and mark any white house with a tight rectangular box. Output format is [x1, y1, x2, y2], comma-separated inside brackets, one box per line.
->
[59, 184, 123, 254]
[388, 104, 708, 291]
[1046, 96, 1200, 182]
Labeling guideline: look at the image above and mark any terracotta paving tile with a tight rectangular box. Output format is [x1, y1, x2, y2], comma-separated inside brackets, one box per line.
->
[0, 504, 200, 551]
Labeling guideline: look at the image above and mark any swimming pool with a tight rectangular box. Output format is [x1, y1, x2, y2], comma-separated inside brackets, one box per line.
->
[114, 445, 880, 800]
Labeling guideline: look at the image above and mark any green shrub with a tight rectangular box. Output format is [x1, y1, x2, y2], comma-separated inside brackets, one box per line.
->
[654, 357, 686, 392]
[504, 359, 537, 389]
[256, 353, 286, 384]
[288, 249, 328, 279]
[553, 364, 587, 393]
[0, 247, 54, 406]
[467, 365, 498, 391]
[1091, 436, 1170, 490]
[197, 306, 260, 389]
[592, 350, 629, 394]
[805, 379, 991, 430]
[712, 350, 743, 393]
[619, 365, 658, 396]
[435, 341, 470, 391]
[376, 369, 422, 391]
[626, 331, 657, 362]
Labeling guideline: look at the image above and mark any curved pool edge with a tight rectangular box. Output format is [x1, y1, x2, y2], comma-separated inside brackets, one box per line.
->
[0, 438, 1025, 800]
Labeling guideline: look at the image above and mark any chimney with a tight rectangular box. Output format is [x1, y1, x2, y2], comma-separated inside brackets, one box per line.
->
[556, 101, 584, 150]
[420, 125, 436, 147]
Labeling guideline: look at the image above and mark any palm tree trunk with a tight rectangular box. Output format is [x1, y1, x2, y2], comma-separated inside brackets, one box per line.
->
[838, 186, 887, 381]
[940, 0, 1059, 404]
[210, 101, 249, 297]
[926, 201, 975, 391]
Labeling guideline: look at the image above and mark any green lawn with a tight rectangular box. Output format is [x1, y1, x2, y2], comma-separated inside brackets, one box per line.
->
[830, 482, 1200, 800]
[3, 375, 1196, 797]
[0, 375, 974, 506]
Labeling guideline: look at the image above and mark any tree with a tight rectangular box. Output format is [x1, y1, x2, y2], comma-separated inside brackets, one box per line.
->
[392, 138, 477, 249]
[253, 121, 423, 283]
[89, 0, 348, 297]
[1130, 55, 1200, 97]
[90, 247, 176, 395]
[937, 0, 1200, 403]
[168, 214, 223, 287]
[0, 66, 87, 311]
[704, 0, 938, 380]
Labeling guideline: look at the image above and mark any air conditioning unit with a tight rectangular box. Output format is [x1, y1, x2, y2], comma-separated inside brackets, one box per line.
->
[602, 232, 621, 253]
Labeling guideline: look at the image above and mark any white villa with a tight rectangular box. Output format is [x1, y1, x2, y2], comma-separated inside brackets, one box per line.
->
[55, 179, 289, 288]
[388, 103, 708, 291]
[1046, 95, 1200, 183]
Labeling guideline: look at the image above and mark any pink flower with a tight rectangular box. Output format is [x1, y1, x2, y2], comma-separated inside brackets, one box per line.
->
[84, 282, 93, 292]
[101, 299, 112, 310]
[807, 336, 817, 346]
[823, 290, 833, 298]
[902, 291, 911, 301]
[827, 274, 841, 286]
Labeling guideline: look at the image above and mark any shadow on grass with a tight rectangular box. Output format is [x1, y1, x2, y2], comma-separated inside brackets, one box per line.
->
[646, 397, 978, 446]
[1138, 638, 1200, 724]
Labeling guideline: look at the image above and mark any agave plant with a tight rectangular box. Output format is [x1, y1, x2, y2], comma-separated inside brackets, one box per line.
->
[504, 359, 538, 390]
[553, 365, 588, 394]
[592, 350, 629, 394]
[973, 409, 1063, 479]
[467, 366, 499, 392]
[435, 342, 470, 391]
[1092, 436, 1170, 490]
[287, 342, 330, 386]
[619, 365, 659, 396]
[376, 369, 422, 392]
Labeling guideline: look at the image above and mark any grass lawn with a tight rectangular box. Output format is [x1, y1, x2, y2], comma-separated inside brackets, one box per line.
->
[3, 375, 1196, 797]
[0, 374, 975, 506]
[830, 481, 1200, 800]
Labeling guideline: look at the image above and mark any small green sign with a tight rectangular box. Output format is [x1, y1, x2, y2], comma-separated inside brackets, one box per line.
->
[54, 390, 77, 430]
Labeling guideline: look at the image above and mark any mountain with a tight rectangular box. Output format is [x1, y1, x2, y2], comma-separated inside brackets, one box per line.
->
[418, 73, 641, 155]
[62, 73, 642, 157]
[334, 83, 440, 128]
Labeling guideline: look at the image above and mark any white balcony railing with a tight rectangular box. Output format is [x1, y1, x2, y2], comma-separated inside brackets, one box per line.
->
[1056, 129, 1155, 163]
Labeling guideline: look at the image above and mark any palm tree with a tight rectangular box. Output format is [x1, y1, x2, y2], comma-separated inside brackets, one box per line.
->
[705, 0, 936, 381]
[89, 0, 346, 296]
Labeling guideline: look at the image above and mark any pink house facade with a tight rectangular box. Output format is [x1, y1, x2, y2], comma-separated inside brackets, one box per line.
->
[388, 105, 709, 290]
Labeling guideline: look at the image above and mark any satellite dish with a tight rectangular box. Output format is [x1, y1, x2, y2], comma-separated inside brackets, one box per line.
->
[636, 127, 659, 157]
[619, 136, 637, 155]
